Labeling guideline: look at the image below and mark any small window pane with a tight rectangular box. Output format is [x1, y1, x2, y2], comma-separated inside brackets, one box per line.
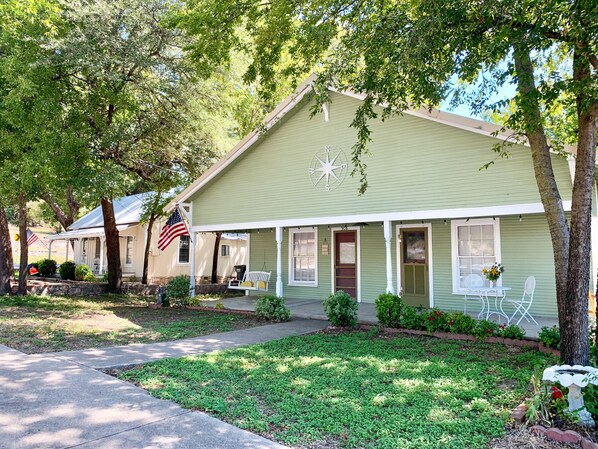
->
[179, 235, 190, 263]
[125, 237, 134, 265]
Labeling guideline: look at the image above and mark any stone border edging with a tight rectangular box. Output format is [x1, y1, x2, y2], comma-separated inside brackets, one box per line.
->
[529, 424, 598, 448]
[358, 324, 559, 354]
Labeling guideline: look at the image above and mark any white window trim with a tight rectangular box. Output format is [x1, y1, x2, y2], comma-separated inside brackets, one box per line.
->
[330, 226, 361, 302]
[124, 236, 134, 267]
[288, 227, 318, 287]
[177, 235, 190, 265]
[396, 223, 434, 308]
[451, 218, 502, 294]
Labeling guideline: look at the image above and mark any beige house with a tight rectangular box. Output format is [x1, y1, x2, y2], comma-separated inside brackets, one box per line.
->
[47, 194, 247, 283]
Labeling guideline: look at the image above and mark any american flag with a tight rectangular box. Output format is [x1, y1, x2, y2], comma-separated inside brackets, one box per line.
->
[158, 208, 188, 251]
[26, 229, 39, 247]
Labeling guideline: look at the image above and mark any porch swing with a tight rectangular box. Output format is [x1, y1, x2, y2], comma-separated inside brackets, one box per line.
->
[227, 249, 271, 292]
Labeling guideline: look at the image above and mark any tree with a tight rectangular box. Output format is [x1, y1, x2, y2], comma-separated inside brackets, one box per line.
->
[0, 206, 13, 295]
[44, 0, 227, 291]
[178, 0, 598, 364]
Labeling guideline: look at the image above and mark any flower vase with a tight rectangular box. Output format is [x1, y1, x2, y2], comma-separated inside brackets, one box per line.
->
[489, 281, 494, 288]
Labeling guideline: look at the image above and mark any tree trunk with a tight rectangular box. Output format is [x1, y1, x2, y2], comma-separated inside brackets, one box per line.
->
[142, 214, 157, 285]
[563, 50, 596, 365]
[41, 186, 80, 231]
[211, 232, 222, 284]
[17, 193, 28, 296]
[513, 45, 586, 363]
[101, 198, 122, 293]
[0, 206, 13, 295]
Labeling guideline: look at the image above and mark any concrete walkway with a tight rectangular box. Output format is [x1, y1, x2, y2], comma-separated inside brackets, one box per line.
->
[51, 319, 327, 370]
[0, 319, 328, 449]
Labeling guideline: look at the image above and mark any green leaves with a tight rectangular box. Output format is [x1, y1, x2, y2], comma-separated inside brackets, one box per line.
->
[122, 332, 553, 448]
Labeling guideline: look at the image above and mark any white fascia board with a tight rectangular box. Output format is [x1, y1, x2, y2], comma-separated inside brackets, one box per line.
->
[191, 201, 572, 232]
[166, 75, 317, 212]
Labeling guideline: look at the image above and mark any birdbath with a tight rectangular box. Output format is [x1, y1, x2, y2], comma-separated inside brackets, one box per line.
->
[543, 364, 598, 427]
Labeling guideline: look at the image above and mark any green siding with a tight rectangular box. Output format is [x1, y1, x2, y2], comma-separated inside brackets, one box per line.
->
[247, 215, 558, 318]
[191, 92, 572, 226]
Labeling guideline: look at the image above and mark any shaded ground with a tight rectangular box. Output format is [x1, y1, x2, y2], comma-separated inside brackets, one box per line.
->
[0, 295, 264, 353]
[120, 330, 558, 449]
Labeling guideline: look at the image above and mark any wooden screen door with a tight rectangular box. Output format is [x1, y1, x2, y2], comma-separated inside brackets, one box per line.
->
[399, 228, 429, 307]
[334, 231, 357, 298]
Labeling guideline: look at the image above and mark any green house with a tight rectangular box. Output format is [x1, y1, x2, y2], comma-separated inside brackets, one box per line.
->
[173, 77, 587, 319]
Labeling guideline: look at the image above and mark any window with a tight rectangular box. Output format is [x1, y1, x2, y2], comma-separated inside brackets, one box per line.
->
[289, 228, 317, 285]
[178, 235, 190, 264]
[125, 236, 134, 265]
[451, 218, 501, 292]
[94, 237, 101, 260]
[221, 244, 230, 257]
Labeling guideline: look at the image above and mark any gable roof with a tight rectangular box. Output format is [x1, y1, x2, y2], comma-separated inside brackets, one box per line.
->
[169, 76, 577, 209]
[68, 193, 152, 230]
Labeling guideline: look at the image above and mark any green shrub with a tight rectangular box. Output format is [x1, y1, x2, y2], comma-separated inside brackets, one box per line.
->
[323, 290, 358, 327]
[473, 319, 499, 341]
[166, 275, 191, 306]
[75, 264, 92, 281]
[446, 312, 477, 335]
[83, 273, 97, 282]
[37, 259, 58, 277]
[255, 295, 291, 322]
[101, 272, 109, 282]
[400, 305, 426, 330]
[500, 323, 526, 340]
[539, 325, 560, 349]
[59, 261, 76, 280]
[375, 293, 403, 328]
[422, 309, 451, 333]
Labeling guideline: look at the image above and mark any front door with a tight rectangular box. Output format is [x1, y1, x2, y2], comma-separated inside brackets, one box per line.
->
[399, 228, 429, 307]
[334, 231, 357, 298]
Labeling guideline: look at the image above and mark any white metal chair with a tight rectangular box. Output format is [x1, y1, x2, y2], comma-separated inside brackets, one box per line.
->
[463, 274, 486, 318]
[501, 275, 538, 325]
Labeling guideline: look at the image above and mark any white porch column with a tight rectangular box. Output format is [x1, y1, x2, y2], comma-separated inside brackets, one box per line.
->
[65, 239, 70, 261]
[384, 220, 395, 294]
[189, 231, 197, 297]
[275, 227, 283, 297]
[74, 239, 82, 264]
[48, 240, 53, 259]
[99, 237, 105, 275]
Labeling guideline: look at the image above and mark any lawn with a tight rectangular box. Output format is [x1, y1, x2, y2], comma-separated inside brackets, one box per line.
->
[0, 295, 264, 353]
[121, 331, 555, 449]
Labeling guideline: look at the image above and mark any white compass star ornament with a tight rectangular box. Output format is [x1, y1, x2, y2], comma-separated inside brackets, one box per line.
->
[308, 146, 349, 191]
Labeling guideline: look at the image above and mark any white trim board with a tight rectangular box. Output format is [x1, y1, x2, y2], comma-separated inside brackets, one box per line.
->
[396, 223, 434, 308]
[190, 201, 572, 233]
[330, 226, 362, 303]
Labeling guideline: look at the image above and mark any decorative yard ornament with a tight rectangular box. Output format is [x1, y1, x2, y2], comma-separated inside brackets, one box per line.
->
[308, 145, 348, 191]
[543, 365, 598, 427]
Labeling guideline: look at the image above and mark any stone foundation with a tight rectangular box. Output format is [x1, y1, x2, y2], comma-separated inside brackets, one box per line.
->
[22, 278, 229, 297]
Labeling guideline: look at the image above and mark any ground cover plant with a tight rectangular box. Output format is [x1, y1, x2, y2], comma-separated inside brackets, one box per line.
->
[0, 295, 264, 353]
[121, 331, 555, 449]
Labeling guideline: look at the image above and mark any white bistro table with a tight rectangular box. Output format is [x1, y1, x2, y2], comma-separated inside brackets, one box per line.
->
[465, 286, 512, 322]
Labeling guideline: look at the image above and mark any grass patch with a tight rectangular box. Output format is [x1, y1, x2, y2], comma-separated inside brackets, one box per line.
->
[0, 294, 263, 353]
[121, 332, 555, 449]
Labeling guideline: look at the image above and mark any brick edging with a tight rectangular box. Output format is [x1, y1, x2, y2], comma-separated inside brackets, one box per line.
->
[358, 324, 559, 354]
[530, 424, 598, 448]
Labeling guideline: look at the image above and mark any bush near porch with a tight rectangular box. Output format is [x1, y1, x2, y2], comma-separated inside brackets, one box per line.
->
[120, 331, 555, 449]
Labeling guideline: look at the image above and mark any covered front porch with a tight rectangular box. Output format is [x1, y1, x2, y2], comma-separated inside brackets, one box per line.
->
[186, 211, 560, 320]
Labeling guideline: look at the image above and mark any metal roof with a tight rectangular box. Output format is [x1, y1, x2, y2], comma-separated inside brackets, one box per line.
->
[68, 193, 152, 230]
